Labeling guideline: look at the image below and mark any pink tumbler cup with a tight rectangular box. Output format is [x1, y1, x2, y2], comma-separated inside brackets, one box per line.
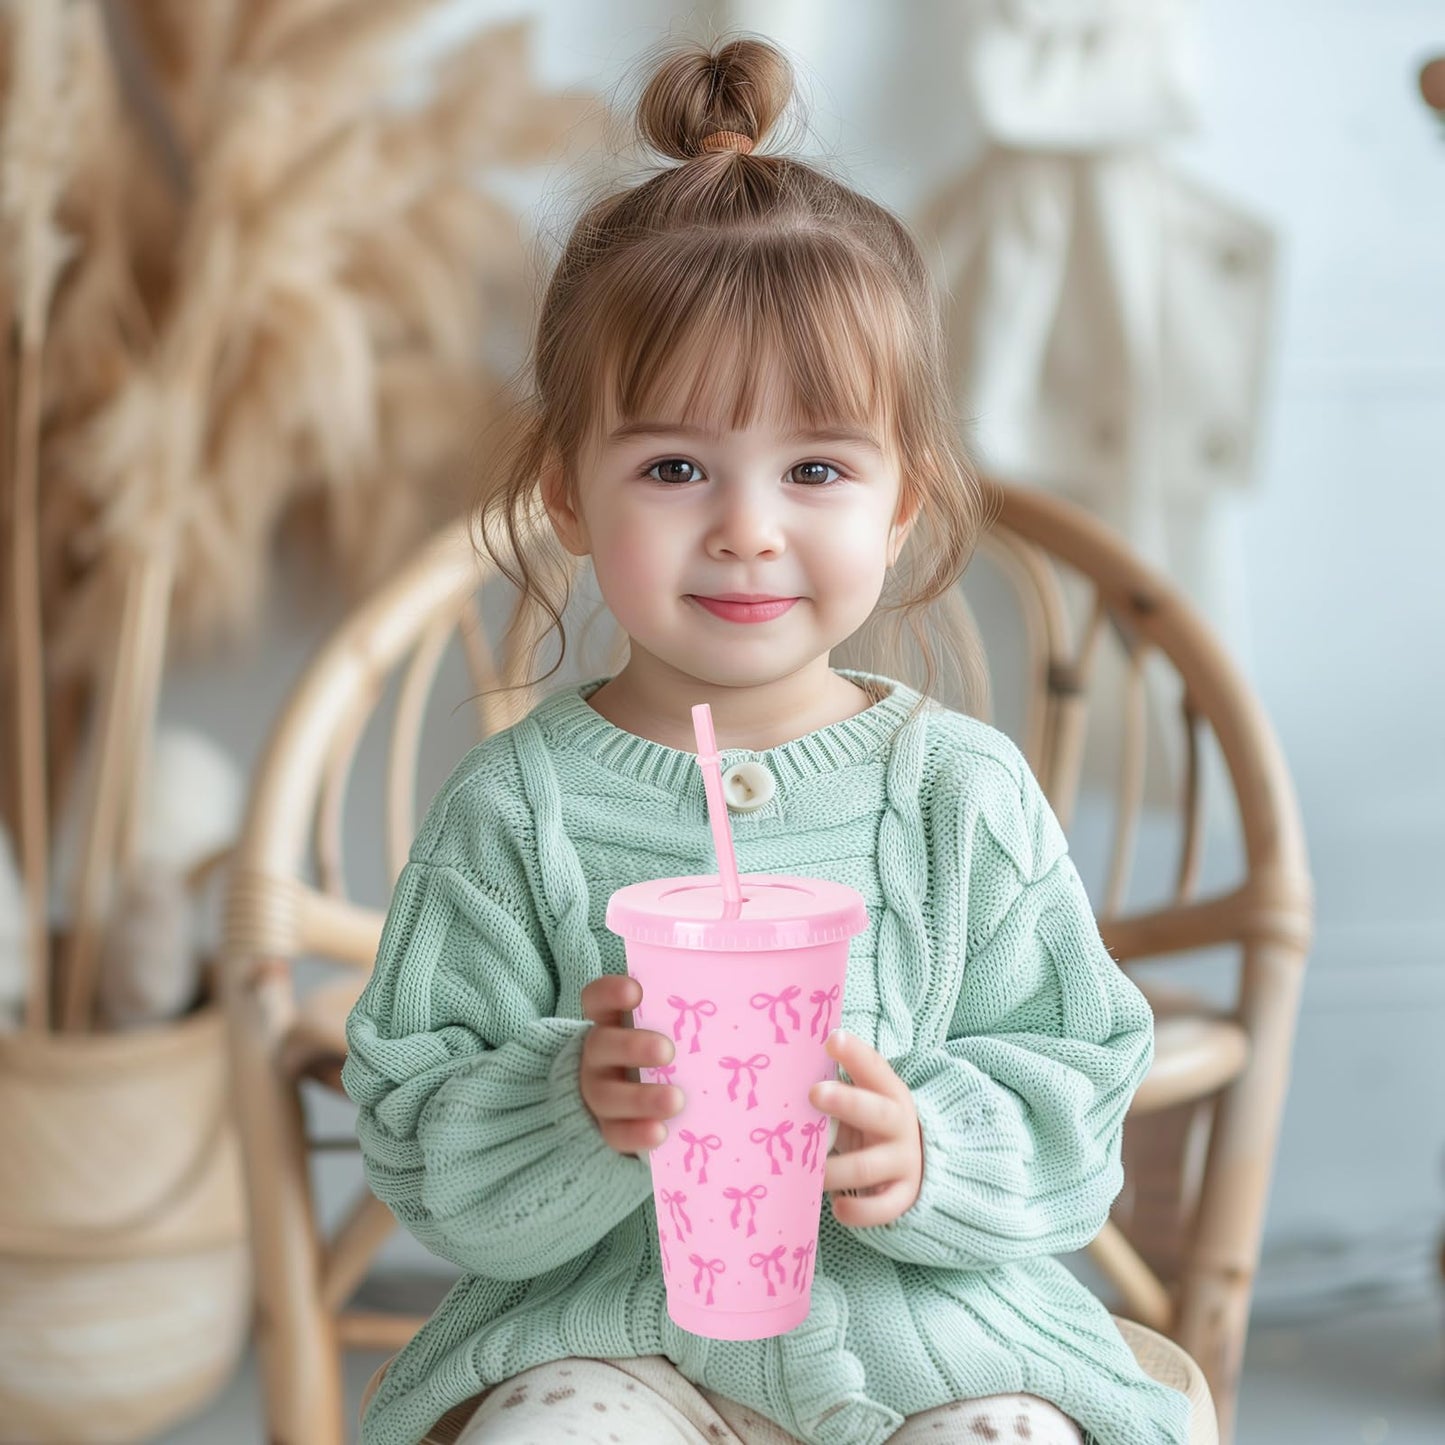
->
[605, 872, 867, 1339]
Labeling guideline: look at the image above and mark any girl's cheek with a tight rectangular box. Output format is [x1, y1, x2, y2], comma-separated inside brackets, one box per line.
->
[600, 519, 666, 572]
[591, 544, 670, 624]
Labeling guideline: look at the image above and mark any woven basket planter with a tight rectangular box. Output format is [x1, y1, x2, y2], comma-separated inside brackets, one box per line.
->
[0, 990, 251, 1443]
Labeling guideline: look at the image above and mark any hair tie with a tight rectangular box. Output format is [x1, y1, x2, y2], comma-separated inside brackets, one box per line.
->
[699, 130, 754, 156]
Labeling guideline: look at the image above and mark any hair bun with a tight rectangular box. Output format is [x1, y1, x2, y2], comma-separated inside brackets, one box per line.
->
[635, 36, 793, 161]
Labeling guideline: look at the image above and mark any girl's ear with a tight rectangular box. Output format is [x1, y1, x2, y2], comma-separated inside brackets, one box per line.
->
[886, 484, 920, 568]
[540, 452, 591, 557]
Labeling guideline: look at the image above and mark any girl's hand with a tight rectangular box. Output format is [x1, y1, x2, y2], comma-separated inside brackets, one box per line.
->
[808, 1030, 923, 1228]
[580, 975, 684, 1157]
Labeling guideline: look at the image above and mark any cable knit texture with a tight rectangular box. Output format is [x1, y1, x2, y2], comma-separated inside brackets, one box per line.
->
[342, 668, 1193, 1445]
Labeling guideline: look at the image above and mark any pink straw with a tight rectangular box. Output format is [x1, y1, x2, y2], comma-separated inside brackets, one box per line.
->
[691, 703, 743, 915]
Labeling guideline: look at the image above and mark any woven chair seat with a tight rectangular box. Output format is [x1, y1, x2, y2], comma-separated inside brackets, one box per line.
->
[280, 974, 367, 1092]
[1133, 1012, 1250, 1114]
[359, 1315, 1218, 1444]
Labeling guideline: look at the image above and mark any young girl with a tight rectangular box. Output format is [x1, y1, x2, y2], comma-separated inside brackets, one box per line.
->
[343, 35, 1195, 1445]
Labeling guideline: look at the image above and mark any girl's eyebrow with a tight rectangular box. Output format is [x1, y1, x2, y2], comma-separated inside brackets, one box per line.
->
[608, 420, 882, 453]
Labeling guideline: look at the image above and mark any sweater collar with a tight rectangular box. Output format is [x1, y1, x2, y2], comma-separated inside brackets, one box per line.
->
[531, 667, 928, 795]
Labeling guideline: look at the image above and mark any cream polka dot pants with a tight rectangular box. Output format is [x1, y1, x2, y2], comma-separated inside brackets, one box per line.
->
[448, 1354, 1085, 1443]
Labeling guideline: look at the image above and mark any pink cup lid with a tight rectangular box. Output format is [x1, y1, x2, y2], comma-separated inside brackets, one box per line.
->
[605, 873, 868, 951]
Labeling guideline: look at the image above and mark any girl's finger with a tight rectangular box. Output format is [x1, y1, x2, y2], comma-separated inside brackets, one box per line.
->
[829, 1174, 917, 1228]
[605, 1118, 671, 1157]
[581, 973, 641, 1028]
[587, 1025, 674, 1071]
[585, 1077, 683, 1120]
[809, 1077, 901, 1136]
[826, 1029, 910, 1102]
[822, 1139, 906, 1196]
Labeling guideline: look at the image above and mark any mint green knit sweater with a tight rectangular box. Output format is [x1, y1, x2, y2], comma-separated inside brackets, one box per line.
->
[342, 668, 1193, 1445]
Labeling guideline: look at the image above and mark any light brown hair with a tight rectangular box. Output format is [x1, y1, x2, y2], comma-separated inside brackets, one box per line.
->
[470, 33, 993, 725]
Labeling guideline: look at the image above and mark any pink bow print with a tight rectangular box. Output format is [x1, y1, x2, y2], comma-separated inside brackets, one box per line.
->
[646, 1062, 679, 1089]
[809, 985, 840, 1039]
[660, 1188, 693, 1243]
[791, 1238, 816, 1291]
[800, 1117, 829, 1172]
[668, 994, 718, 1053]
[749, 984, 802, 1043]
[678, 1129, 722, 1184]
[749, 1120, 794, 1175]
[750, 1245, 788, 1296]
[723, 1183, 768, 1236]
[719, 1053, 770, 1109]
[690, 1254, 726, 1305]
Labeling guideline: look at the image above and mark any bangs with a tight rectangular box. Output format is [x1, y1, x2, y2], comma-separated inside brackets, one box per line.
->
[589, 233, 905, 448]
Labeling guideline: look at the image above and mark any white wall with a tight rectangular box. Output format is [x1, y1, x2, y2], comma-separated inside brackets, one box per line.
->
[161, 1, 1445, 1321]
[1172, 0, 1445, 1313]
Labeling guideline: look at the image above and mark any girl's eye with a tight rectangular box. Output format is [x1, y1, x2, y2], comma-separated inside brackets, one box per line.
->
[788, 461, 844, 487]
[645, 459, 700, 485]
[640, 459, 847, 487]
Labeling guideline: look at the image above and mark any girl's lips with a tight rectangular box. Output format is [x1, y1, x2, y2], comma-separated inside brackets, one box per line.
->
[690, 595, 799, 623]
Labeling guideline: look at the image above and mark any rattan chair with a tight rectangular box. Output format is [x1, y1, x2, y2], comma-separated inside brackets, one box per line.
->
[219, 478, 1311, 1445]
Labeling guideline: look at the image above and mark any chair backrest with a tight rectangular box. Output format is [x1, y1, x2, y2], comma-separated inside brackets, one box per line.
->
[979, 483, 1312, 958]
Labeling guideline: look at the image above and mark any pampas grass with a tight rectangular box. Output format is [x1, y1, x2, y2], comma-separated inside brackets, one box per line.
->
[0, 825, 26, 1032]
[0, 0, 602, 1031]
[2, 0, 81, 1030]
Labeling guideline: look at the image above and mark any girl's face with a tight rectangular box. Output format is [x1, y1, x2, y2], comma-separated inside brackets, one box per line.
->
[543, 374, 916, 717]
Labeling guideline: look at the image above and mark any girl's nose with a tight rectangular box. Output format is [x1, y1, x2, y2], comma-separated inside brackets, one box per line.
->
[706, 484, 785, 559]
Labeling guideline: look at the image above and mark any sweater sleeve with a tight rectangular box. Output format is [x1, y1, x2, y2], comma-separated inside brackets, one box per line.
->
[341, 779, 652, 1282]
[846, 750, 1154, 1272]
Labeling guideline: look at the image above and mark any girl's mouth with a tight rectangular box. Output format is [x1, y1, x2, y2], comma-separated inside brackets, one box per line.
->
[689, 596, 799, 623]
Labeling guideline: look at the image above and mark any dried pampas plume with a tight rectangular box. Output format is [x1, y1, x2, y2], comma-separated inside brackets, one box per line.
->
[38, 1, 599, 670]
[0, 0, 603, 1031]
[2, 0, 85, 1030]
[0, 826, 27, 1032]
